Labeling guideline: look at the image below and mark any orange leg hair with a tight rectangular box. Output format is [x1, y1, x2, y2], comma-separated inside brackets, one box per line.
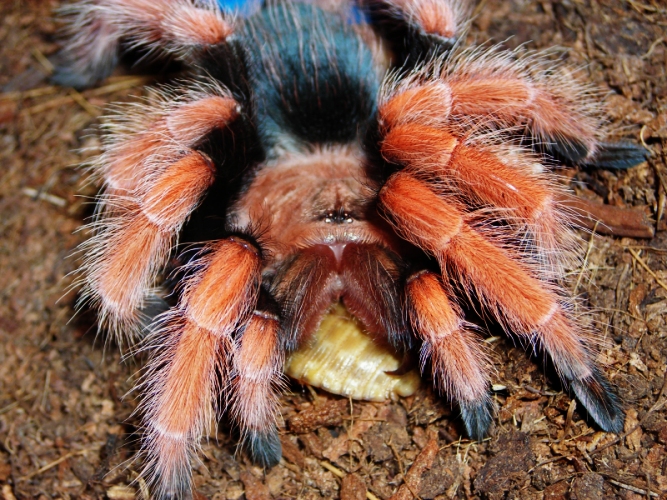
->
[102, 93, 239, 194]
[380, 122, 573, 271]
[406, 270, 492, 438]
[380, 171, 624, 432]
[448, 76, 598, 156]
[142, 238, 261, 498]
[79, 92, 239, 342]
[231, 310, 284, 467]
[362, 0, 470, 41]
[55, 0, 233, 88]
[379, 51, 602, 162]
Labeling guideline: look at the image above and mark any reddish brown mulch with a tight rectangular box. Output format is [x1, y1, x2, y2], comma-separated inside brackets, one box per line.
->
[1, 0, 666, 499]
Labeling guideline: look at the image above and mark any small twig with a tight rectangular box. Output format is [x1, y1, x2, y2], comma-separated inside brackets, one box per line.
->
[22, 187, 66, 208]
[528, 455, 569, 473]
[19, 448, 95, 481]
[389, 438, 438, 500]
[608, 479, 658, 497]
[389, 438, 422, 500]
[626, 246, 667, 254]
[574, 221, 598, 295]
[69, 88, 100, 116]
[0, 395, 34, 416]
[39, 370, 51, 412]
[471, 0, 488, 18]
[21, 76, 152, 115]
[439, 435, 491, 450]
[624, 0, 662, 14]
[561, 428, 595, 444]
[627, 248, 667, 293]
[605, 307, 645, 322]
[320, 460, 344, 477]
[388, 440, 405, 478]
[31, 48, 54, 74]
[0, 86, 60, 101]
[86, 76, 153, 96]
[22, 95, 81, 115]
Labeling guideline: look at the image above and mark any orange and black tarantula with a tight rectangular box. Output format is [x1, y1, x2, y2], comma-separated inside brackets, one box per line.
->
[54, 0, 647, 497]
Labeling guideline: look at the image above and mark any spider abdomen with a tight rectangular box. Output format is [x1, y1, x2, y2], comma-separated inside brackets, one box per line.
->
[232, 3, 380, 152]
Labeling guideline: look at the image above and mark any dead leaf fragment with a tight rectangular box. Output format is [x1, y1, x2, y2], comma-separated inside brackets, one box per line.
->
[388, 437, 439, 500]
[341, 473, 367, 500]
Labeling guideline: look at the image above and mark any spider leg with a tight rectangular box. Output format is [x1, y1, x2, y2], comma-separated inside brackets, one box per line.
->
[447, 74, 597, 163]
[80, 92, 239, 341]
[53, 0, 233, 88]
[380, 122, 570, 269]
[360, 0, 470, 63]
[142, 237, 261, 499]
[380, 58, 647, 168]
[583, 141, 649, 170]
[103, 92, 238, 193]
[406, 270, 492, 438]
[231, 306, 284, 468]
[380, 171, 624, 433]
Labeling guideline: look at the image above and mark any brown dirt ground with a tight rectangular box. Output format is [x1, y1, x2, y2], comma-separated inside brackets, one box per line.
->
[1, 0, 666, 499]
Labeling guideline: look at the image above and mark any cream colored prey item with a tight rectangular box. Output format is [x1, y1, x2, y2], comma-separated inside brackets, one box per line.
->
[285, 304, 421, 401]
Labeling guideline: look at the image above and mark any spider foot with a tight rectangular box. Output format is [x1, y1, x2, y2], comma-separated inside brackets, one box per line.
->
[460, 397, 494, 441]
[242, 429, 282, 468]
[569, 367, 624, 434]
[51, 51, 119, 90]
[544, 137, 649, 169]
[585, 141, 649, 170]
[153, 475, 193, 500]
[50, 2, 121, 89]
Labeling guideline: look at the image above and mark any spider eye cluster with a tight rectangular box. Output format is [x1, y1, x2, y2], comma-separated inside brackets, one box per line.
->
[323, 209, 354, 224]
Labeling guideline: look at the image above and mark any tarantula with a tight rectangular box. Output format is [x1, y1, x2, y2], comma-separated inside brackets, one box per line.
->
[54, 0, 646, 497]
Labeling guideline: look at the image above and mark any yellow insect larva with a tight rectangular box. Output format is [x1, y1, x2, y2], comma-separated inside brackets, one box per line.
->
[284, 303, 421, 402]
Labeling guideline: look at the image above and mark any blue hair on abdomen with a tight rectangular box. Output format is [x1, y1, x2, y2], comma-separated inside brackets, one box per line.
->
[216, 0, 261, 16]
[215, 0, 368, 22]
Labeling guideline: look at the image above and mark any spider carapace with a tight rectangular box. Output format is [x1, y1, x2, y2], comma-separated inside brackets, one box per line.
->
[54, 0, 646, 497]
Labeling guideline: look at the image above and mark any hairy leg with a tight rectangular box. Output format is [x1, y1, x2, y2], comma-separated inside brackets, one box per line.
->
[78, 89, 238, 341]
[406, 270, 492, 438]
[379, 50, 646, 168]
[231, 308, 284, 467]
[360, 0, 470, 63]
[53, 0, 234, 88]
[141, 237, 262, 498]
[380, 171, 624, 433]
[380, 122, 573, 271]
